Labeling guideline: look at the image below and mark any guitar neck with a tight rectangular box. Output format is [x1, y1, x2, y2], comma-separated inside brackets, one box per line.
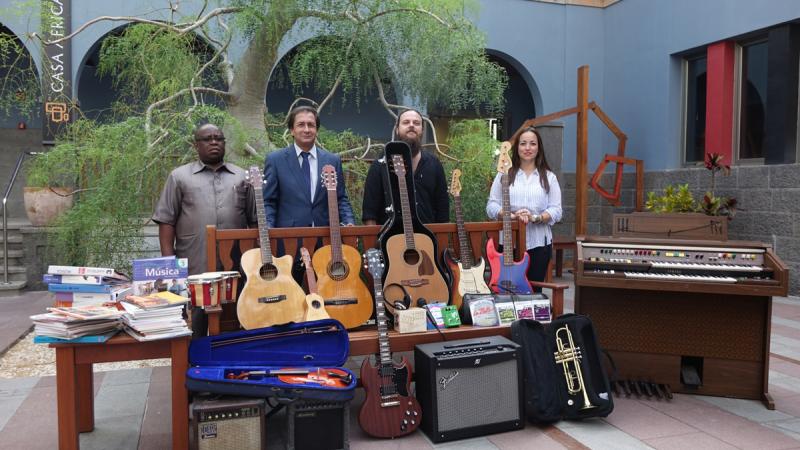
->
[396, 170, 416, 251]
[326, 188, 343, 263]
[372, 278, 393, 366]
[253, 184, 274, 264]
[501, 174, 513, 266]
[302, 255, 318, 294]
[453, 194, 473, 268]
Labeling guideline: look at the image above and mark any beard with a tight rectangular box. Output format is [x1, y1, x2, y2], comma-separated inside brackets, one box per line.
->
[401, 136, 422, 156]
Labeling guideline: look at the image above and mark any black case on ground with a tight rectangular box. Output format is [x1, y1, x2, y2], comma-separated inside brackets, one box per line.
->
[510, 314, 614, 423]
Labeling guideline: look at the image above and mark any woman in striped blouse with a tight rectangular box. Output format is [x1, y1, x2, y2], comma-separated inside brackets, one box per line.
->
[486, 127, 563, 288]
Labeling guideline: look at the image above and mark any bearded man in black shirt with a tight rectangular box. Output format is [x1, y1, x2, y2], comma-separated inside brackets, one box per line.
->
[361, 109, 450, 225]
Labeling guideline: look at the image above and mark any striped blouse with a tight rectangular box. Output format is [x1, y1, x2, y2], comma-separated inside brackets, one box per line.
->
[486, 169, 562, 250]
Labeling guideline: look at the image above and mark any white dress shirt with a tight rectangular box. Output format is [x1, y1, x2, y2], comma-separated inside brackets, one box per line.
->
[486, 169, 562, 250]
[294, 143, 318, 202]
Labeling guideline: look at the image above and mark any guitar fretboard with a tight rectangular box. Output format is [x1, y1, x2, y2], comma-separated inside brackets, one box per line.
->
[453, 194, 473, 269]
[326, 186, 343, 264]
[501, 173, 513, 266]
[253, 184, 274, 265]
[373, 278, 393, 366]
[393, 157, 417, 251]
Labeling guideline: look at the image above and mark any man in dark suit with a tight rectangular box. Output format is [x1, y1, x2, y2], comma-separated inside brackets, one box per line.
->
[262, 105, 355, 228]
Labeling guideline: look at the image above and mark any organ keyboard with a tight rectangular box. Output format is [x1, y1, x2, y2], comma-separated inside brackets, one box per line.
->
[575, 236, 789, 409]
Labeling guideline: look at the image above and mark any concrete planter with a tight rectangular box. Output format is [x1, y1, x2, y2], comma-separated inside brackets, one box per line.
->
[23, 187, 73, 226]
[612, 212, 728, 240]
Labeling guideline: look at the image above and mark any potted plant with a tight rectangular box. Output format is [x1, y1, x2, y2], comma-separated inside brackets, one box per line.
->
[613, 153, 735, 240]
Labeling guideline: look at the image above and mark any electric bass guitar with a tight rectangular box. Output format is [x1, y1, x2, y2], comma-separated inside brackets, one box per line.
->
[359, 248, 422, 438]
[381, 153, 449, 314]
[300, 247, 330, 322]
[443, 169, 491, 309]
[486, 142, 532, 294]
[237, 166, 306, 329]
[311, 165, 373, 328]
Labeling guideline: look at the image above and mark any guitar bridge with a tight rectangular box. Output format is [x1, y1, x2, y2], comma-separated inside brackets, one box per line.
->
[401, 279, 430, 287]
[380, 400, 401, 407]
[324, 298, 357, 306]
[258, 295, 287, 303]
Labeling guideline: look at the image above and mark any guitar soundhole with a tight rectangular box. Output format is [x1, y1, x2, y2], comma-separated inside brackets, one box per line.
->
[259, 263, 278, 281]
[403, 249, 420, 265]
[311, 299, 322, 310]
[327, 261, 350, 281]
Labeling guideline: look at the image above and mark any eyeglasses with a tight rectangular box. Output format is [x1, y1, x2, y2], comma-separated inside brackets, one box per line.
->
[196, 136, 226, 143]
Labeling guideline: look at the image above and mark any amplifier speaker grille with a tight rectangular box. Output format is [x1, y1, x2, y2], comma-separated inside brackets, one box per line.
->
[191, 397, 266, 450]
[435, 359, 520, 432]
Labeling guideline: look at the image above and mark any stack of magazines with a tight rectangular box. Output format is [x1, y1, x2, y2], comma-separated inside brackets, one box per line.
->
[120, 292, 192, 341]
[31, 305, 123, 341]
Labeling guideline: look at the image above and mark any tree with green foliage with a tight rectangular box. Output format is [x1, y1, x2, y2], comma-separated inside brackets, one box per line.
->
[2, 0, 507, 268]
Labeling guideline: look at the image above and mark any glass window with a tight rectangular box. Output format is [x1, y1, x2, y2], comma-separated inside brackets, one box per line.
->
[684, 56, 707, 163]
[738, 40, 768, 160]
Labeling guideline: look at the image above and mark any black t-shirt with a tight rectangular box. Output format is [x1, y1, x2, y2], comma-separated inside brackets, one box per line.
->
[361, 151, 450, 225]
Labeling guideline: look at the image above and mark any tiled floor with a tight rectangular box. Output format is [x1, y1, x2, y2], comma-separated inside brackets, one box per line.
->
[2, 279, 800, 449]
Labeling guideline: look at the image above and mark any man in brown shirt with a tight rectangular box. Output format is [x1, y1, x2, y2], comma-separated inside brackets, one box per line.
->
[152, 123, 257, 336]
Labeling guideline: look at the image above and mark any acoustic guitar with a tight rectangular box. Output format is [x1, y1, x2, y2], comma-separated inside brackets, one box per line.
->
[237, 166, 306, 329]
[311, 165, 373, 328]
[359, 248, 422, 438]
[486, 142, 532, 294]
[300, 247, 330, 322]
[381, 153, 449, 314]
[443, 169, 491, 309]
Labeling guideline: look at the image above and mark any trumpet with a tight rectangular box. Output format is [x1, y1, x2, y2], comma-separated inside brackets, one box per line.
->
[554, 325, 595, 410]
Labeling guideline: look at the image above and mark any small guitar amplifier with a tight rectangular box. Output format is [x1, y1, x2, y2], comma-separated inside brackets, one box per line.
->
[286, 400, 350, 450]
[190, 396, 266, 450]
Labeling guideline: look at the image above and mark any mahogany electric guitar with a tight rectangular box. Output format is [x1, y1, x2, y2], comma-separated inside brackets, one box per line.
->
[311, 165, 373, 328]
[486, 142, 532, 294]
[300, 247, 330, 322]
[381, 153, 449, 314]
[237, 167, 306, 329]
[443, 169, 491, 309]
[359, 248, 422, 438]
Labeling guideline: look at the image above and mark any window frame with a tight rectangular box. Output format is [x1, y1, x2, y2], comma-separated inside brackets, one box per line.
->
[734, 36, 768, 165]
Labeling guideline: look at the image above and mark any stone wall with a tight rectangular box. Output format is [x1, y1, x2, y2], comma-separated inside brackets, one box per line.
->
[558, 164, 800, 296]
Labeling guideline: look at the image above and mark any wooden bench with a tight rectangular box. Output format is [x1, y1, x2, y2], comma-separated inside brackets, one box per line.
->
[204, 222, 568, 350]
[550, 235, 576, 280]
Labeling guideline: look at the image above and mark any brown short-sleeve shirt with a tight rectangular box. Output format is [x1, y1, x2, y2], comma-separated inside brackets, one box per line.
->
[152, 161, 256, 275]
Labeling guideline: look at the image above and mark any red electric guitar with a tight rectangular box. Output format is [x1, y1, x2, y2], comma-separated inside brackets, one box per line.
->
[358, 248, 422, 438]
[486, 142, 532, 294]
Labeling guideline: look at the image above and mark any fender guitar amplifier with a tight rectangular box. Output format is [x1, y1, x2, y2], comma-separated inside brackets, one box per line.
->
[286, 400, 350, 450]
[414, 336, 524, 443]
[190, 396, 266, 450]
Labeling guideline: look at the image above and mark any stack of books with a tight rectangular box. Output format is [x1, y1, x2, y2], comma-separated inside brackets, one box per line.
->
[31, 305, 123, 342]
[120, 292, 192, 341]
[45, 265, 132, 308]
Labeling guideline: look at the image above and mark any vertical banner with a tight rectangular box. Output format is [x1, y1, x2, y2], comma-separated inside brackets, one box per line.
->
[41, 0, 72, 145]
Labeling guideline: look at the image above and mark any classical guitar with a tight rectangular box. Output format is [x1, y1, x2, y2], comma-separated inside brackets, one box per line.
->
[311, 165, 373, 328]
[237, 166, 306, 329]
[359, 249, 422, 438]
[486, 142, 532, 294]
[381, 154, 449, 314]
[443, 169, 491, 309]
[300, 247, 330, 322]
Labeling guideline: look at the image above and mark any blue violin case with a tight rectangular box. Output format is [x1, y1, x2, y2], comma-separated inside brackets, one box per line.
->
[186, 319, 357, 402]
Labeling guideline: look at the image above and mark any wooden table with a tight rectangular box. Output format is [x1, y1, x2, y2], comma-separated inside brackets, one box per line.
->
[551, 235, 576, 278]
[347, 324, 513, 355]
[51, 334, 190, 450]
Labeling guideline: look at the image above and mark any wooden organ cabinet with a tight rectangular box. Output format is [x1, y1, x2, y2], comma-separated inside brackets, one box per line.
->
[574, 236, 789, 409]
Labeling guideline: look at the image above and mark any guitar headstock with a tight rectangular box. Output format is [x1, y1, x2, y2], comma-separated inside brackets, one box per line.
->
[300, 247, 312, 268]
[448, 169, 462, 197]
[247, 166, 264, 187]
[391, 154, 407, 177]
[497, 142, 512, 175]
[364, 248, 385, 280]
[321, 164, 337, 191]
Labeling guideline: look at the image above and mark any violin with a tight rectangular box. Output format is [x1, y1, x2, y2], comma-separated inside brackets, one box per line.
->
[225, 367, 353, 387]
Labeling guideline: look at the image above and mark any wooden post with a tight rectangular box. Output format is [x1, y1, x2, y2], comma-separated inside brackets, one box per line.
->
[576, 66, 589, 235]
[635, 159, 644, 211]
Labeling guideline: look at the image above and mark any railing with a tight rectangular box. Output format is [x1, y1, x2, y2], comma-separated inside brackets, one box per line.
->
[2, 151, 41, 285]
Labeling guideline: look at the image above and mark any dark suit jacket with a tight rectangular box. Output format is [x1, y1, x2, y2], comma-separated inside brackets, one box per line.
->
[263, 145, 355, 228]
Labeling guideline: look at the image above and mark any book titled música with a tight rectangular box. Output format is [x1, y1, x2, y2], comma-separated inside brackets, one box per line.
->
[132, 256, 189, 297]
